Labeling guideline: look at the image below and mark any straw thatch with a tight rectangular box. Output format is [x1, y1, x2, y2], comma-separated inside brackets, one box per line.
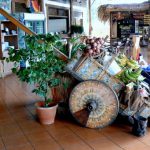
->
[98, 4, 110, 23]
[98, 1, 150, 22]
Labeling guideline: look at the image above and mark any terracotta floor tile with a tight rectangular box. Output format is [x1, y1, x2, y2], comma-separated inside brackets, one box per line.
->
[57, 132, 92, 150]
[63, 143, 92, 150]
[138, 132, 150, 146]
[45, 120, 67, 129]
[19, 121, 46, 134]
[0, 111, 10, 119]
[0, 139, 5, 149]
[26, 104, 36, 116]
[88, 137, 122, 150]
[11, 111, 34, 122]
[0, 106, 6, 113]
[0, 116, 16, 126]
[2, 75, 150, 150]
[104, 131, 142, 148]
[6, 143, 34, 150]
[0, 123, 23, 137]
[32, 139, 62, 150]
[46, 125, 73, 139]
[124, 145, 150, 150]
[11, 109, 31, 116]
[101, 125, 129, 136]
[2, 134, 29, 148]
[74, 128, 104, 142]
[26, 131, 53, 143]
[101, 126, 119, 134]
[8, 107, 27, 113]
[65, 121, 86, 132]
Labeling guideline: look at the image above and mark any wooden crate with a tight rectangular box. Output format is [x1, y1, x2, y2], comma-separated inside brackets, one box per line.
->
[66, 54, 124, 94]
[98, 70, 124, 94]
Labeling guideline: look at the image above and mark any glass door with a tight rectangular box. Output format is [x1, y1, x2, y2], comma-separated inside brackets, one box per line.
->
[35, 21, 44, 34]
[25, 21, 34, 32]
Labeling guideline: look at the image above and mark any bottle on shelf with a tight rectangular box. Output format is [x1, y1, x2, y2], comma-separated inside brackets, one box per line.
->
[5, 27, 9, 35]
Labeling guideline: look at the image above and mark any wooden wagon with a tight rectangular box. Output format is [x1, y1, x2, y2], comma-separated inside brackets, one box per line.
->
[65, 50, 125, 129]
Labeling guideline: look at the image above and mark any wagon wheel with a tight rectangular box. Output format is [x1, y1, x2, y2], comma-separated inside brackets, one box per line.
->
[69, 80, 119, 129]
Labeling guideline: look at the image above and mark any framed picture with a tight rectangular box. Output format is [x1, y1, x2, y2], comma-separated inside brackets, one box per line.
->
[11, 0, 42, 13]
[12, 0, 28, 13]
[0, 0, 11, 13]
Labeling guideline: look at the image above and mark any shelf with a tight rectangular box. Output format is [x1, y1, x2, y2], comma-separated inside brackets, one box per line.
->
[4, 34, 18, 37]
[0, 20, 19, 77]
[48, 15, 68, 18]
[1, 20, 10, 23]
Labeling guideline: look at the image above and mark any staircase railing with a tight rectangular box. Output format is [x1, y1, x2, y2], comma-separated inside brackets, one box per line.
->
[0, 8, 69, 61]
[0, 8, 36, 35]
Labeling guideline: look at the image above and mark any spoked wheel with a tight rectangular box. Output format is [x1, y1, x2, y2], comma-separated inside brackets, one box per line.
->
[69, 80, 119, 129]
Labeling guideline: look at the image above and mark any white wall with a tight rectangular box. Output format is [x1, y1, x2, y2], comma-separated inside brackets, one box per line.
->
[48, 19, 67, 33]
[43, 0, 88, 34]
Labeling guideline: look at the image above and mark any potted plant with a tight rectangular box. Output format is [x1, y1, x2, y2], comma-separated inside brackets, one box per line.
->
[6, 34, 66, 125]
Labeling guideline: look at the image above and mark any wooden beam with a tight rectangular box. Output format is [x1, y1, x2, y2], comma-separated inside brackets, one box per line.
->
[88, 0, 92, 35]
[0, 8, 36, 36]
[110, 13, 112, 39]
[0, 22, 2, 58]
[70, 0, 73, 35]
[70, 0, 73, 25]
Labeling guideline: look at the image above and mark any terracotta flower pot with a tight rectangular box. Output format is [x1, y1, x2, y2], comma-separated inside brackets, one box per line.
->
[36, 101, 58, 125]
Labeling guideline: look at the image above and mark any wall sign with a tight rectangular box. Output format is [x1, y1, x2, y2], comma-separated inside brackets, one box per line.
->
[144, 14, 150, 25]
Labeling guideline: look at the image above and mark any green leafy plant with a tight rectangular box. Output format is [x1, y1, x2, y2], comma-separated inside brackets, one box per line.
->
[69, 37, 86, 58]
[71, 25, 84, 34]
[6, 34, 66, 107]
[53, 37, 86, 59]
[54, 40, 68, 56]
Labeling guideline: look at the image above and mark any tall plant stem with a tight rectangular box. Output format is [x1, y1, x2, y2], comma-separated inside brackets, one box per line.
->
[44, 82, 48, 107]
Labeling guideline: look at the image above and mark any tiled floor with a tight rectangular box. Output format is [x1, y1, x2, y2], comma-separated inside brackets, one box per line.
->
[1, 75, 150, 150]
[1, 43, 150, 150]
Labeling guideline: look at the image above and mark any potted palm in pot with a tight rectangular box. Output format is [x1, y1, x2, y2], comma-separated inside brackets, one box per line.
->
[6, 34, 66, 125]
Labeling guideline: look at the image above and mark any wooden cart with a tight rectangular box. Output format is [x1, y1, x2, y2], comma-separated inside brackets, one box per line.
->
[65, 51, 124, 128]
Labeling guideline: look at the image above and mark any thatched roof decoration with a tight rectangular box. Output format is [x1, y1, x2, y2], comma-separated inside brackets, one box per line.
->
[98, 1, 150, 22]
